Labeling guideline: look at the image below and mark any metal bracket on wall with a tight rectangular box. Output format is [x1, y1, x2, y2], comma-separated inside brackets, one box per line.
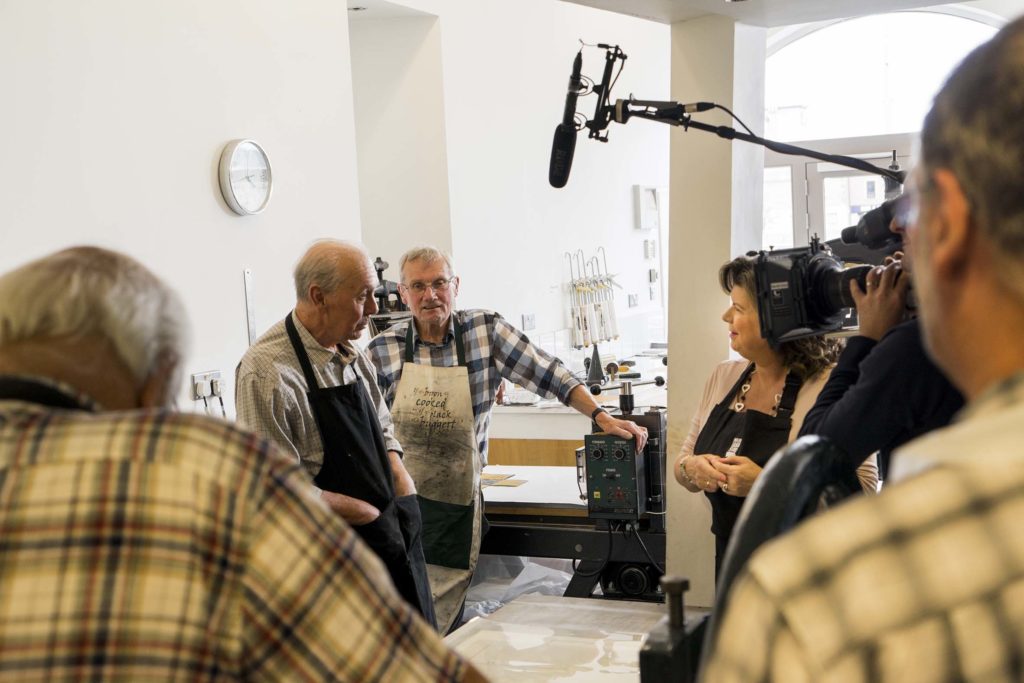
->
[243, 269, 257, 346]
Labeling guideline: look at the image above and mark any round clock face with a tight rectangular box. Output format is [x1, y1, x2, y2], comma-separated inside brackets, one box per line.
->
[219, 139, 272, 215]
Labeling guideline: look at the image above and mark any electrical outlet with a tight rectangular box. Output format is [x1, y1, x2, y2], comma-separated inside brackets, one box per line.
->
[522, 313, 536, 331]
[628, 294, 639, 308]
[190, 370, 222, 401]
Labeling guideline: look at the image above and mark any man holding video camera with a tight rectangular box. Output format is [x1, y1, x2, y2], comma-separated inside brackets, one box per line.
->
[703, 16, 1024, 681]
[797, 225, 963, 481]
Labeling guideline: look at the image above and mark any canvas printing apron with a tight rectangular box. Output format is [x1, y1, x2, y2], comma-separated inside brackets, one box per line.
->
[389, 319, 482, 633]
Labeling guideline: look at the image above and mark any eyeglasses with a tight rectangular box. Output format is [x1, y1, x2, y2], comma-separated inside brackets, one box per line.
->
[900, 169, 935, 231]
[401, 277, 455, 295]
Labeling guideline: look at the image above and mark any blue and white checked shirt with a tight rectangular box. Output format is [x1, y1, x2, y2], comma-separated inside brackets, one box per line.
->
[366, 309, 582, 464]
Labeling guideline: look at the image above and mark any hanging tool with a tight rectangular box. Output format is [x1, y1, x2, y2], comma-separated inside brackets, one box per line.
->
[566, 252, 585, 348]
[596, 246, 620, 340]
[576, 250, 596, 347]
[587, 257, 609, 343]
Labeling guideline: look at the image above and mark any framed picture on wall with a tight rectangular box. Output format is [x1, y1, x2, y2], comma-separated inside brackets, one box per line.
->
[634, 185, 660, 231]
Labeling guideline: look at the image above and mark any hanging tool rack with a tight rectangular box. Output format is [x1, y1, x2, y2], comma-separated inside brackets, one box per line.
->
[565, 247, 621, 349]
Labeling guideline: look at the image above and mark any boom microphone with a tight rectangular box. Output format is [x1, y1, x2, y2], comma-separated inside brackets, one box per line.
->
[549, 51, 583, 188]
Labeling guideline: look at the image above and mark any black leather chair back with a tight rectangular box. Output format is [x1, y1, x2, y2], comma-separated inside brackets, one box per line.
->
[697, 435, 861, 678]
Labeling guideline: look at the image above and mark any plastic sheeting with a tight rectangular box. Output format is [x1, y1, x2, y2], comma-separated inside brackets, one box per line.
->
[461, 555, 580, 624]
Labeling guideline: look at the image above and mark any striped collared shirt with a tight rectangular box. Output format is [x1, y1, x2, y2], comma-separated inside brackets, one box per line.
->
[235, 311, 402, 482]
[366, 309, 581, 464]
[0, 376, 467, 681]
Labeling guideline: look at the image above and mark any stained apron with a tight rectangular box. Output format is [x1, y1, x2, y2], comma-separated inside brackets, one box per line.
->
[388, 318, 482, 633]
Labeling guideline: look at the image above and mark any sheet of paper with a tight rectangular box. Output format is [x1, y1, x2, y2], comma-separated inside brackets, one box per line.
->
[482, 478, 527, 488]
[446, 595, 675, 682]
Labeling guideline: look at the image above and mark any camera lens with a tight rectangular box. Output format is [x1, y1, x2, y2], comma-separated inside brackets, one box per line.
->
[806, 257, 872, 324]
[833, 265, 872, 309]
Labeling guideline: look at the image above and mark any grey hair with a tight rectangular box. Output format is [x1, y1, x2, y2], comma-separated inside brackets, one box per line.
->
[293, 239, 368, 302]
[0, 246, 189, 385]
[920, 16, 1024, 298]
[399, 246, 454, 283]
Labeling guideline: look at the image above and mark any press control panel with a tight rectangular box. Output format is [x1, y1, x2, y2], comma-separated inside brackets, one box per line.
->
[584, 432, 647, 520]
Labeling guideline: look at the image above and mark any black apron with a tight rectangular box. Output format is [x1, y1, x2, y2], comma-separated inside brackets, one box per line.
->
[692, 363, 803, 578]
[284, 315, 436, 628]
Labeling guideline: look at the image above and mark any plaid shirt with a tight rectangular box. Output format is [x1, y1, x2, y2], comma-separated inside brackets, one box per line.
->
[0, 376, 468, 682]
[236, 311, 402, 483]
[703, 371, 1024, 683]
[366, 309, 582, 464]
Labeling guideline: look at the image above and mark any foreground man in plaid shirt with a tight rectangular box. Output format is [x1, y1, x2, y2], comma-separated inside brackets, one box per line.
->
[704, 18, 1024, 683]
[0, 247, 484, 681]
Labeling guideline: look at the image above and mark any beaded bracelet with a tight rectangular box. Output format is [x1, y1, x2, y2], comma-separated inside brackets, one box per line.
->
[679, 455, 696, 485]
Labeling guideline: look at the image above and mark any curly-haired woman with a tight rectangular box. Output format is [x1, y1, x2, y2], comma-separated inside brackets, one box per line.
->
[673, 255, 877, 578]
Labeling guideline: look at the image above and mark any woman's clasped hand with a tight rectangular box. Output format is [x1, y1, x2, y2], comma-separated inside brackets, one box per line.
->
[684, 453, 763, 497]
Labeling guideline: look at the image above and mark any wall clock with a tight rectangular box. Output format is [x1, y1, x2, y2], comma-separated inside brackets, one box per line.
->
[219, 139, 272, 215]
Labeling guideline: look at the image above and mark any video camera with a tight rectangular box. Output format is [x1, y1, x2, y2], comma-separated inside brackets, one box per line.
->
[840, 194, 907, 250]
[754, 238, 870, 347]
[756, 191, 911, 346]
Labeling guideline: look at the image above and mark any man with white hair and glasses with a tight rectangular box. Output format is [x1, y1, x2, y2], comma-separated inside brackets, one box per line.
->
[703, 17, 1024, 682]
[0, 246, 483, 681]
[367, 246, 649, 631]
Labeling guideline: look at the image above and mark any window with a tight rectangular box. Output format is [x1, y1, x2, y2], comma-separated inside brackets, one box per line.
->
[763, 10, 1001, 247]
[766, 12, 998, 142]
[762, 166, 794, 249]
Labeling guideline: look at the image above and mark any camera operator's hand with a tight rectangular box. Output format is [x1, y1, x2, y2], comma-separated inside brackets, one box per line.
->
[851, 261, 910, 341]
[713, 455, 762, 497]
[883, 250, 904, 266]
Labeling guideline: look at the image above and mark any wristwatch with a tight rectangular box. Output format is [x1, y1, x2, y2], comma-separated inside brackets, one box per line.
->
[591, 406, 609, 421]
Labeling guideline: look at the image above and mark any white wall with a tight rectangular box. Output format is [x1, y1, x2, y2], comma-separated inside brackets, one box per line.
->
[0, 0, 362, 413]
[665, 16, 767, 608]
[358, 0, 671, 363]
[350, 15, 453, 267]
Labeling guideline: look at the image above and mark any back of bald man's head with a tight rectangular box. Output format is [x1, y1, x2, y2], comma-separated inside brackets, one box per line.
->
[293, 239, 371, 302]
